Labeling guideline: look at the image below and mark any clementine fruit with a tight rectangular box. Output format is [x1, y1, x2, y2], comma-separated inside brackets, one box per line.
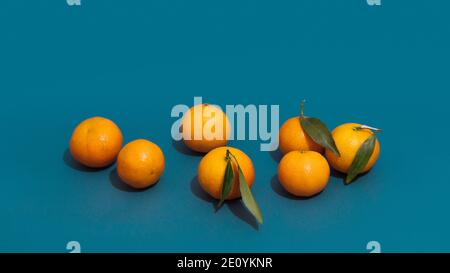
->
[181, 104, 230, 153]
[278, 150, 330, 197]
[197, 146, 254, 200]
[325, 123, 380, 174]
[117, 139, 165, 189]
[279, 117, 324, 155]
[69, 116, 123, 168]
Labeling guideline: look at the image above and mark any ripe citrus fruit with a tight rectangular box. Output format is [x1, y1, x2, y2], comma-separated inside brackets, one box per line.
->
[279, 117, 324, 155]
[181, 104, 230, 153]
[325, 123, 380, 174]
[69, 116, 123, 168]
[117, 139, 165, 189]
[278, 150, 330, 197]
[197, 146, 254, 200]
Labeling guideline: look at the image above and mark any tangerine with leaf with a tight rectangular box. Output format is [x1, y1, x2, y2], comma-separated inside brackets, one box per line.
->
[279, 100, 340, 156]
[325, 123, 381, 184]
[197, 146, 263, 224]
[198, 147, 254, 200]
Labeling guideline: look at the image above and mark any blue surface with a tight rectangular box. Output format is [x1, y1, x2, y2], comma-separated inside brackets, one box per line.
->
[1, 0, 449, 252]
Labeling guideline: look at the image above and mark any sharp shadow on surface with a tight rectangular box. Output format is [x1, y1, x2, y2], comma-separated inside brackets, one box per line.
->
[63, 148, 105, 172]
[109, 168, 155, 192]
[190, 176, 259, 230]
[270, 175, 322, 200]
[190, 176, 216, 206]
[330, 168, 370, 185]
[172, 139, 204, 157]
[227, 199, 259, 231]
[269, 149, 283, 163]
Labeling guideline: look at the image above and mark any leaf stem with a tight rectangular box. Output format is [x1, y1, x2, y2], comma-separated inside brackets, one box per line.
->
[300, 100, 306, 117]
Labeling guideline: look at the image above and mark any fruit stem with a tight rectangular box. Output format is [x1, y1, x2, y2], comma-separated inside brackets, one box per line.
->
[354, 125, 382, 133]
[228, 150, 237, 164]
[227, 150, 243, 171]
[300, 99, 306, 117]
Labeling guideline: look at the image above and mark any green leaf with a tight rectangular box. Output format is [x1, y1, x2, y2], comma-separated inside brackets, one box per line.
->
[300, 116, 340, 156]
[218, 157, 234, 208]
[237, 166, 263, 225]
[345, 134, 377, 184]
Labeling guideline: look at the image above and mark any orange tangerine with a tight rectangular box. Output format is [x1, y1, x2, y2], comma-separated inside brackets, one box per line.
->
[197, 146, 254, 200]
[181, 104, 230, 153]
[278, 150, 330, 197]
[69, 116, 123, 168]
[117, 139, 165, 189]
[325, 123, 380, 174]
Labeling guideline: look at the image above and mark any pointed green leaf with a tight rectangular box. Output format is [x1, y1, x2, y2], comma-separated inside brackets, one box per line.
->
[237, 166, 263, 225]
[218, 159, 234, 208]
[300, 116, 340, 156]
[345, 134, 377, 184]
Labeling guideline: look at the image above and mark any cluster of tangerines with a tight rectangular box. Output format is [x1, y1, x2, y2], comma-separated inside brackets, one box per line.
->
[69, 102, 380, 225]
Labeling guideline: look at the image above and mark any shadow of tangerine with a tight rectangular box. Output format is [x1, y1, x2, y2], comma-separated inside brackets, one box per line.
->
[269, 149, 283, 163]
[190, 176, 216, 205]
[109, 168, 158, 192]
[330, 168, 371, 185]
[190, 175, 259, 230]
[172, 139, 204, 157]
[270, 174, 324, 200]
[62, 148, 106, 172]
[227, 200, 259, 230]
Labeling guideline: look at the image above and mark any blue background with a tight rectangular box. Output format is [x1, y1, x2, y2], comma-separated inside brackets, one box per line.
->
[1, 0, 449, 252]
